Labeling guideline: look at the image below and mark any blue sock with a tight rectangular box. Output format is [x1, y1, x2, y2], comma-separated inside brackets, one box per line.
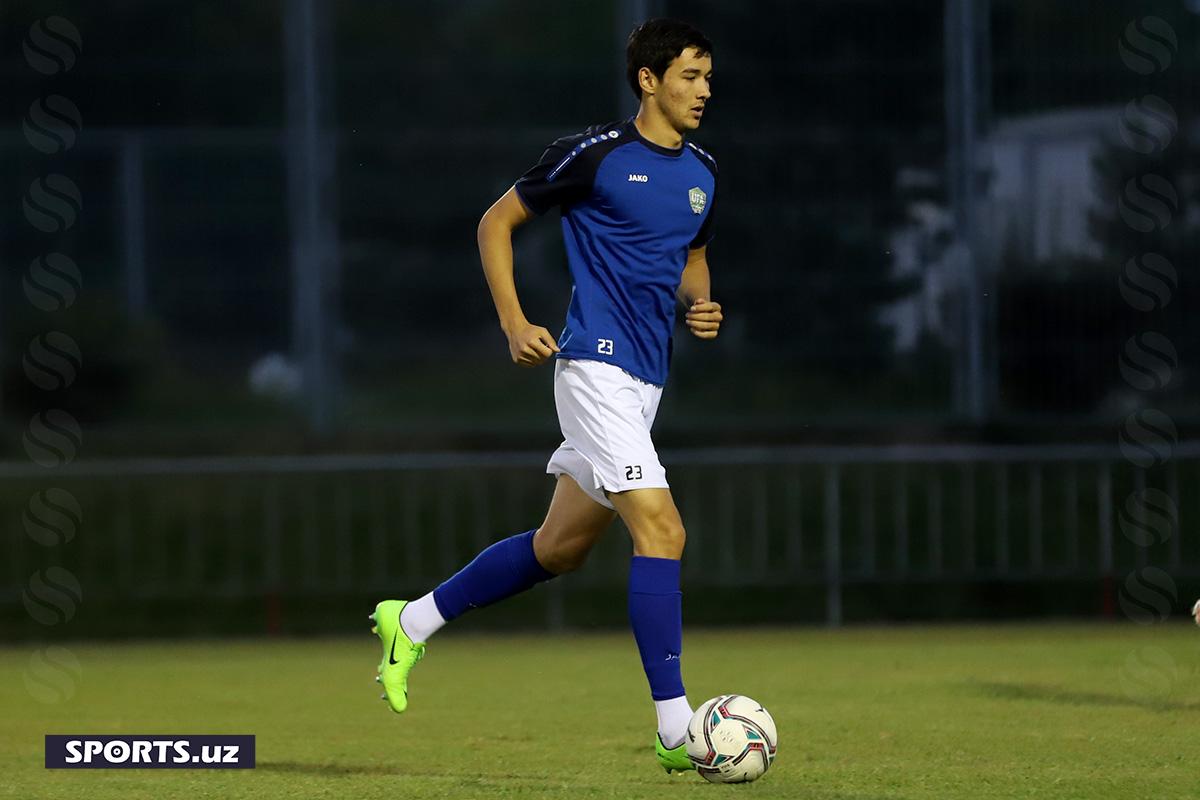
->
[628, 556, 686, 701]
[432, 529, 555, 621]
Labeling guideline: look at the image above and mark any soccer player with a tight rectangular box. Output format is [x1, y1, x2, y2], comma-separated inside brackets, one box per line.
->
[370, 18, 720, 774]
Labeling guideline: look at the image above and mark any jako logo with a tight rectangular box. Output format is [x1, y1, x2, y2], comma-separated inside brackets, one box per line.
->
[628, 173, 648, 182]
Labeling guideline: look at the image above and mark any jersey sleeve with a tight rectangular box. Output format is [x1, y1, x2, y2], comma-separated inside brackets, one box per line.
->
[513, 137, 595, 216]
[689, 176, 717, 249]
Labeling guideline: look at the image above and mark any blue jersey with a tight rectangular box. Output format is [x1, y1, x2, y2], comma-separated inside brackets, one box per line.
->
[514, 117, 717, 386]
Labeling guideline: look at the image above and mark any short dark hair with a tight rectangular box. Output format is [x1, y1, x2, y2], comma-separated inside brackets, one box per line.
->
[626, 18, 712, 99]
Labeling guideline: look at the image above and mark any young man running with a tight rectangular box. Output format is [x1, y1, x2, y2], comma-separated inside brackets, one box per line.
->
[370, 18, 721, 774]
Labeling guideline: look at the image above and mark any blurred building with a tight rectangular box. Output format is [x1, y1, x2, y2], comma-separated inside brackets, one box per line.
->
[987, 107, 1116, 263]
[885, 106, 1124, 352]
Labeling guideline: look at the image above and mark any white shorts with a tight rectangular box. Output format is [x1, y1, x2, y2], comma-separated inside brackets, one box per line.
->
[545, 358, 668, 509]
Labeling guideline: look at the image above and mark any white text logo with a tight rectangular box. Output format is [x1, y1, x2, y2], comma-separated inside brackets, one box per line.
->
[628, 173, 648, 183]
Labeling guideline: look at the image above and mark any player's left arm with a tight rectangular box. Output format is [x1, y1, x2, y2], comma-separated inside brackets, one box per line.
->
[678, 245, 722, 340]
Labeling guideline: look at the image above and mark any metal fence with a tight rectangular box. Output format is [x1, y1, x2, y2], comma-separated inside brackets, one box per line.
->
[4, 443, 1197, 630]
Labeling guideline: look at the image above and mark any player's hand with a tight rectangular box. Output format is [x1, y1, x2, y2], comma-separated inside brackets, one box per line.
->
[505, 322, 560, 367]
[685, 298, 723, 340]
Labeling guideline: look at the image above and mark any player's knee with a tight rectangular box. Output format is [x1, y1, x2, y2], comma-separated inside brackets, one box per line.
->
[542, 543, 590, 574]
[659, 521, 687, 556]
[533, 528, 592, 575]
[635, 509, 686, 558]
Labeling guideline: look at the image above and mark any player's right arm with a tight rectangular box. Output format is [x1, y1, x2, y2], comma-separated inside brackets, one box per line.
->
[477, 187, 560, 367]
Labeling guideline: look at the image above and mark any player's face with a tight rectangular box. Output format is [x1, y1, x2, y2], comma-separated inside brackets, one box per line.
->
[655, 47, 713, 132]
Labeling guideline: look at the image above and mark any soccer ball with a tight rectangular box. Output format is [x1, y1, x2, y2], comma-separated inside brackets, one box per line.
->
[686, 694, 778, 783]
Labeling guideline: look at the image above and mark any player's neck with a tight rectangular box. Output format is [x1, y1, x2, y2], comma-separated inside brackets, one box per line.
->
[633, 107, 684, 151]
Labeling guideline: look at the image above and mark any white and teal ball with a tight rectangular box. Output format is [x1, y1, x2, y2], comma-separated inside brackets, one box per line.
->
[685, 694, 778, 783]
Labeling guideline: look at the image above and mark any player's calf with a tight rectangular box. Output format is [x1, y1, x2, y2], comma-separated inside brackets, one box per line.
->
[531, 474, 618, 573]
[610, 489, 693, 754]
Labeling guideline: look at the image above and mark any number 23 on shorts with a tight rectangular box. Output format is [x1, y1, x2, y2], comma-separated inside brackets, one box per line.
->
[625, 465, 643, 480]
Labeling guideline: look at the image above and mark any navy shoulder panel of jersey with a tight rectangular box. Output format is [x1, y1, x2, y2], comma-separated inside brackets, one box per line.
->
[685, 140, 718, 179]
[514, 120, 629, 215]
[685, 140, 719, 248]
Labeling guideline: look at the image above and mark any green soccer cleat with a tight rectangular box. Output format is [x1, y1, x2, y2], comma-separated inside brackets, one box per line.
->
[369, 599, 425, 714]
[656, 734, 695, 774]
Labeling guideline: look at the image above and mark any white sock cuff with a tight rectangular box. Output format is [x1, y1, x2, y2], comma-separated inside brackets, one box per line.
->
[399, 593, 446, 643]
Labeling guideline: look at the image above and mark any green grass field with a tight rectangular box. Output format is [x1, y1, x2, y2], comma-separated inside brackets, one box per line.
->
[3, 624, 1199, 799]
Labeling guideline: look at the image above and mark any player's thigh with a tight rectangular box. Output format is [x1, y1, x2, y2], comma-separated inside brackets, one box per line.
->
[608, 487, 686, 559]
[534, 475, 617, 571]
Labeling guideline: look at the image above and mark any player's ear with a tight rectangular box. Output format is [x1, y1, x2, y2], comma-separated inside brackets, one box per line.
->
[638, 66, 657, 96]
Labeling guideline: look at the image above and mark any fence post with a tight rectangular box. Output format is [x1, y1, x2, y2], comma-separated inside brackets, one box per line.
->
[1065, 463, 1079, 572]
[1167, 462, 1180, 570]
[546, 580, 565, 633]
[895, 465, 910, 575]
[1133, 467, 1147, 569]
[1098, 463, 1114, 618]
[1029, 464, 1043, 572]
[861, 466, 876, 578]
[264, 479, 282, 635]
[824, 464, 842, 627]
[961, 463, 976, 574]
[928, 466, 943, 575]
